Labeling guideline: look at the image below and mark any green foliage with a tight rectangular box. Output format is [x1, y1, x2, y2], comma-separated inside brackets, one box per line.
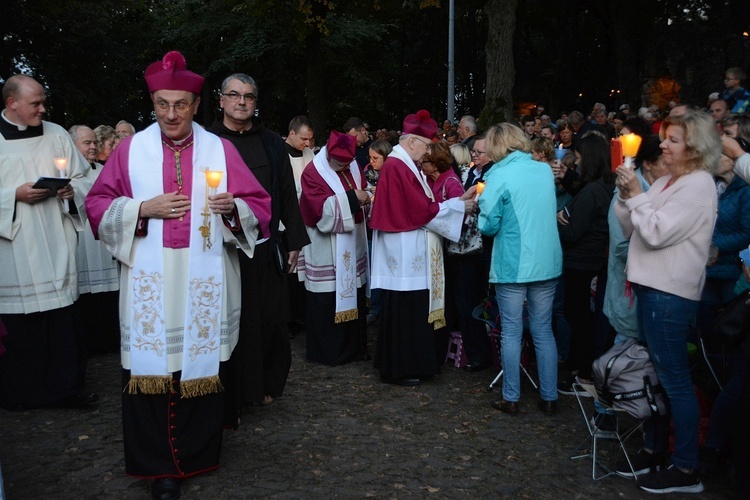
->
[3, 0, 748, 134]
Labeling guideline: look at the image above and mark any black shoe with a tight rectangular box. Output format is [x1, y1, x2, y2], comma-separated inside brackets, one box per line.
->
[152, 477, 181, 500]
[50, 392, 99, 409]
[399, 377, 421, 387]
[463, 362, 490, 373]
[614, 448, 666, 478]
[492, 399, 519, 415]
[557, 373, 576, 395]
[538, 399, 557, 416]
[381, 377, 421, 387]
[638, 464, 704, 494]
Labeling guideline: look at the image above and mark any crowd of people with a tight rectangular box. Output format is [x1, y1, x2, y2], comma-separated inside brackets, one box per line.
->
[2, 52, 750, 499]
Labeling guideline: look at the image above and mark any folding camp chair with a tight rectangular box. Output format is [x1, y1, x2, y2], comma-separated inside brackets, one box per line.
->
[570, 382, 645, 480]
[472, 297, 538, 392]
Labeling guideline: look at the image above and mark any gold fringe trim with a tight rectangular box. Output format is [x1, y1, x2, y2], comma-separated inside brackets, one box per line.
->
[334, 308, 358, 324]
[180, 376, 224, 398]
[429, 308, 446, 330]
[125, 375, 172, 395]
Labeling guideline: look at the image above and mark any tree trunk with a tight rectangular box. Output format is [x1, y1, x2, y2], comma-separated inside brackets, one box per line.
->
[480, 0, 518, 128]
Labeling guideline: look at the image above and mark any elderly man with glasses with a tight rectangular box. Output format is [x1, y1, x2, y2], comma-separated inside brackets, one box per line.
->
[86, 52, 271, 500]
[369, 110, 477, 387]
[208, 73, 310, 416]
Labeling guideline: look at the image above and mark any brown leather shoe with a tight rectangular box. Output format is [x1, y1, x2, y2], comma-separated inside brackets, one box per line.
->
[492, 399, 519, 415]
[538, 399, 558, 416]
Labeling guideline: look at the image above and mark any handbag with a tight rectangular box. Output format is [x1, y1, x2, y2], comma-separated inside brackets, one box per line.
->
[711, 289, 750, 347]
[446, 213, 483, 256]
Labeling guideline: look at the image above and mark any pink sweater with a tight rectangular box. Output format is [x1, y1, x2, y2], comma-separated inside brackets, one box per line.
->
[614, 170, 717, 300]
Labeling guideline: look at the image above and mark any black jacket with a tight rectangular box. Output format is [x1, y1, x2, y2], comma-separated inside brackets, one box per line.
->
[558, 179, 614, 271]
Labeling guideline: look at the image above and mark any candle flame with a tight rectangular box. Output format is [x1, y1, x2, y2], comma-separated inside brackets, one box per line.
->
[53, 157, 68, 172]
[619, 133, 642, 158]
[476, 181, 485, 195]
[205, 170, 223, 189]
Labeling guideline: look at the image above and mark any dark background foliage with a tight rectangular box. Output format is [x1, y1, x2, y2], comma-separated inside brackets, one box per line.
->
[2, 0, 748, 138]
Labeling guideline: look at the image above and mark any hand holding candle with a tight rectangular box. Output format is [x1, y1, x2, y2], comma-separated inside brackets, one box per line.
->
[619, 133, 642, 168]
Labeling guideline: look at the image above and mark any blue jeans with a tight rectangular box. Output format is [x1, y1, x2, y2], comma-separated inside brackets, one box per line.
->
[495, 279, 558, 402]
[635, 284, 699, 470]
[552, 276, 571, 362]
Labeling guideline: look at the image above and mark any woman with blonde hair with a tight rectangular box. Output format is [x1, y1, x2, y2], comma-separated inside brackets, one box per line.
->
[613, 110, 719, 493]
[477, 123, 562, 416]
[93, 125, 116, 163]
[450, 143, 471, 184]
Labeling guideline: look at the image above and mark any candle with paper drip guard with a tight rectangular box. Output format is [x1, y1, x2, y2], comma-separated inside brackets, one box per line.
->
[53, 157, 69, 210]
[475, 181, 485, 199]
[201, 169, 224, 251]
[554, 144, 566, 161]
[619, 133, 642, 168]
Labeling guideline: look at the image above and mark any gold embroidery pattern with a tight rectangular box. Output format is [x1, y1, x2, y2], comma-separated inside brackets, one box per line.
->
[131, 270, 166, 355]
[187, 276, 222, 361]
[339, 250, 355, 299]
[431, 244, 444, 301]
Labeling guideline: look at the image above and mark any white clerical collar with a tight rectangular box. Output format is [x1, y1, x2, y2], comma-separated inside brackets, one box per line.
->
[1, 110, 28, 131]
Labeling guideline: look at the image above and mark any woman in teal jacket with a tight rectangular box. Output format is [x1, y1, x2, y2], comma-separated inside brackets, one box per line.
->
[477, 123, 563, 416]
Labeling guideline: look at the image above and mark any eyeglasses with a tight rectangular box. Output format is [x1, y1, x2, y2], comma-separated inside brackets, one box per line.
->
[471, 149, 486, 156]
[412, 136, 431, 147]
[155, 100, 193, 112]
[222, 92, 257, 102]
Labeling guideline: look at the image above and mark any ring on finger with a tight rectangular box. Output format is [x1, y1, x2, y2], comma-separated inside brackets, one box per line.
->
[171, 208, 176, 213]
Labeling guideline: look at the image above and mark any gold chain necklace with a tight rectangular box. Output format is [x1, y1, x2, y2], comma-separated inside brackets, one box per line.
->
[162, 139, 195, 194]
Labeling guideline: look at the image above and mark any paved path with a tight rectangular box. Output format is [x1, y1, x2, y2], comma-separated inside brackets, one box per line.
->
[0, 328, 732, 499]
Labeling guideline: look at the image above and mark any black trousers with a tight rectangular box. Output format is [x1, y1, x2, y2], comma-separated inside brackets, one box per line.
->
[0, 306, 78, 410]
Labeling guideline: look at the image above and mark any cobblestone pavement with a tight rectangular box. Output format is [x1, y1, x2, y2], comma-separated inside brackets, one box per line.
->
[0, 327, 733, 499]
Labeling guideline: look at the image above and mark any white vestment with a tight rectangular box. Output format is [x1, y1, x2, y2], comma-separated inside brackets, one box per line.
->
[0, 121, 91, 314]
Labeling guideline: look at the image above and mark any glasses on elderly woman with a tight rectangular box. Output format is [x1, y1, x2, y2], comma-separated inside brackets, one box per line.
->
[471, 149, 486, 156]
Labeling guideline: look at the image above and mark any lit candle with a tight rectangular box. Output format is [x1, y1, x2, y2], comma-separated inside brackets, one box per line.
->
[53, 157, 68, 177]
[554, 146, 566, 161]
[619, 133, 642, 168]
[53, 157, 69, 211]
[205, 170, 223, 196]
[475, 181, 485, 200]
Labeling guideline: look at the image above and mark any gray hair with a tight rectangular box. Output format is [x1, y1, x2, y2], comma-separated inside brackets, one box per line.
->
[220, 73, 258, 96]
[68, 124, 91, 143]
[459, 115, 477, 133]
[115, 120, 135, 134]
